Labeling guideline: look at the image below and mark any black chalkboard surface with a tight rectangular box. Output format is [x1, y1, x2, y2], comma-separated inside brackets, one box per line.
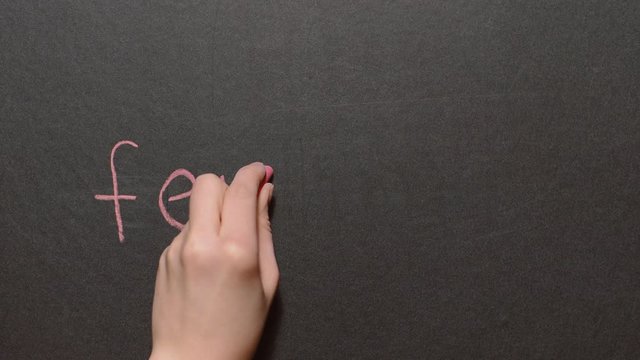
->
[1, 1, 639, 359]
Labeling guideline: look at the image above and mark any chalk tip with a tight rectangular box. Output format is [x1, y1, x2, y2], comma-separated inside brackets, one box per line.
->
[264, 165, 274, 182]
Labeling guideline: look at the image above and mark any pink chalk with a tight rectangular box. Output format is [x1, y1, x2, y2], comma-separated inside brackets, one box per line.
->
[94, 140, 139, 242]
[265, 165, 274, 182]
[95, 139, 266, 239]
[158, 168, 196, 231]
[168, 191, 191, 202]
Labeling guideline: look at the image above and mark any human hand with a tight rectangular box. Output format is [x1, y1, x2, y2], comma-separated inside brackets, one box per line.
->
[150, 162, 278, 360]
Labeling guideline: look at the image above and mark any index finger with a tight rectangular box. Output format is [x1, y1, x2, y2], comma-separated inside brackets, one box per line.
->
[189, 173, 226, 235]
[220, 162, 270, 253]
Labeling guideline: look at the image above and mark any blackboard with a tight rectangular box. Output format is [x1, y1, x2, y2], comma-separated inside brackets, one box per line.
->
[1, 1, 639, 359]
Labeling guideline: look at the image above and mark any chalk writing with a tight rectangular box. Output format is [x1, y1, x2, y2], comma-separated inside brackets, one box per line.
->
[95, 140, 196, 242]
[159, 169, 196, 231]
[94, 140, 139, 242]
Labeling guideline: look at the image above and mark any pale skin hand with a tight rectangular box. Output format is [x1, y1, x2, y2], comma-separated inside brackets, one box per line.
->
[150, 162, 278, 360]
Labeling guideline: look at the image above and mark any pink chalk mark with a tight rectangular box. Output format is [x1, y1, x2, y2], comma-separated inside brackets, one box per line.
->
[94, 195, 137, 201]
[168, 191, 191, 202]
[159, 168, 196, 231]
[94, 140, 139, 243]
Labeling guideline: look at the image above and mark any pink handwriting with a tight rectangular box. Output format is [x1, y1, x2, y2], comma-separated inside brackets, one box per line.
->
[159, 169, 196, 231]
[94, 140, 139, 242]
[95, 140, 195, 242]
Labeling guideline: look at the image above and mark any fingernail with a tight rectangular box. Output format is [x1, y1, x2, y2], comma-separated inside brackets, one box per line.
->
[258, 165, 274, 194]
[268, 183, 274, 203]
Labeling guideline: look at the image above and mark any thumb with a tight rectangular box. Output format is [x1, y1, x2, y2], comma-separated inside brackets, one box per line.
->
[258, 182, 274, 232]
[258, 180, 278, 300]
[258, 165, 274, 194]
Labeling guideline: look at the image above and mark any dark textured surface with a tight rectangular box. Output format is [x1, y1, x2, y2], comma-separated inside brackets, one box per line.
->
[1, 1, 639, 359]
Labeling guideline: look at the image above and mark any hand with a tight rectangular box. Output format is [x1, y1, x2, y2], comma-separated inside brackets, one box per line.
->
[150, 162, 278, 360]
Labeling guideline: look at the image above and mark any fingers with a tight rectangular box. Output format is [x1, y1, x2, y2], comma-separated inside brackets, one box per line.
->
[188, 173, 226, 235]
[220, 162, 268, 257]
[257, 182, 279, 299]
[163, 163, 278, 303]
[259, 165, 274, 193]
[219, 174, 229, 192]
[179, 163, 276, 291]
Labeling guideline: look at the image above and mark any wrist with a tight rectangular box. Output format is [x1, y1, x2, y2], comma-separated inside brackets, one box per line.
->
[150, 348, 253, 360]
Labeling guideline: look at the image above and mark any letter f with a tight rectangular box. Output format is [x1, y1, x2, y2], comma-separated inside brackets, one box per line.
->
[95, 140, 138, 242]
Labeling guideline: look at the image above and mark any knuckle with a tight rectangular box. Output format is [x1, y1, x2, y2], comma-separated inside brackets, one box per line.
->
[181, 241, 216, 271]
[241, 162, 263, 173]
[234, 163, 264, 183]
[235, 165, 253, 177]
[194, 173, 219, 187]
[223, 242, 258, 275]
[234, 167, 253, 183]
